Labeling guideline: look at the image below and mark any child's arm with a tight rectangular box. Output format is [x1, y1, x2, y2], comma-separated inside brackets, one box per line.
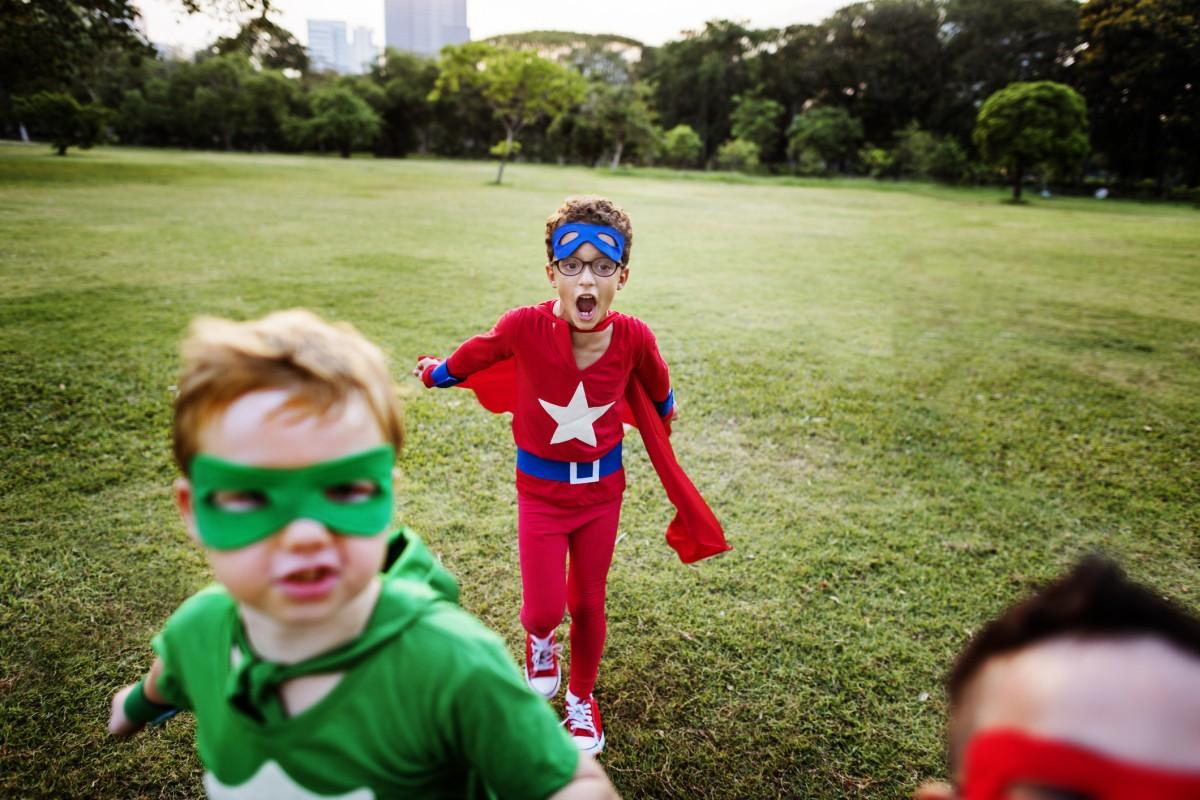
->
[633, 323, 678, 422]
[546, 754, 621, 800]
[414, 309, 520, 388]
[108, 656, 175, 737]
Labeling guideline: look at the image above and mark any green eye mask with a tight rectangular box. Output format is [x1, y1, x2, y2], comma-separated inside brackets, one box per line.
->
[190, 445, 395, 550]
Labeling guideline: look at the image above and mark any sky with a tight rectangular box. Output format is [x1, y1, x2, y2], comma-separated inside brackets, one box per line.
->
[133, 0, 850, 53]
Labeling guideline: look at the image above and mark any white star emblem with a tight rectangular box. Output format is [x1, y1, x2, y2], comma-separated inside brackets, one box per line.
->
[204, 760, 374, 800]
[539, 382, 614, 446]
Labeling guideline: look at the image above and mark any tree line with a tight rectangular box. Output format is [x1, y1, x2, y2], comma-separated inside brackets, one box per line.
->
[2, 0, 1196, 196]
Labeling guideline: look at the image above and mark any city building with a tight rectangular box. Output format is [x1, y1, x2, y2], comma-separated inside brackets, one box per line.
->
[307, 20, 378, 74]
[350, 27, 379, 74]
[384, 0, 469, 58]
[307, 19, 348, 73]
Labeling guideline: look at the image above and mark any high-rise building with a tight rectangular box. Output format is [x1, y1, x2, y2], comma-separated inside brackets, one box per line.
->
[350, 27, 379, 73]
[307, 20, 348, 73]
[307, 20, 378, 74]
[384, 0, 469, 58]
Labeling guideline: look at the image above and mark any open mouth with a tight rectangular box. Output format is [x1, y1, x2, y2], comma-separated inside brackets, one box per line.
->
[575, 294, 597, 323]
[277, 564, 340, 600]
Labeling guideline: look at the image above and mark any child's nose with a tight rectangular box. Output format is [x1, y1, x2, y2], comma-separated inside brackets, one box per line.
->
[278, 518, 334, 549]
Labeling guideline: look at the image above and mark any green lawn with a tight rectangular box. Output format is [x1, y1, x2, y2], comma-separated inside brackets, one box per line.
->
[1, 143, 1197, 799]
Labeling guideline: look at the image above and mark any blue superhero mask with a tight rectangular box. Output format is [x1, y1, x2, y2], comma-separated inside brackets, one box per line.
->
[551, 223, 626, 263]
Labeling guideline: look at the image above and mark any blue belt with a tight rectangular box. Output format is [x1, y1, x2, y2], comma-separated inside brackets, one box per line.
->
[516, 442, 623, 485]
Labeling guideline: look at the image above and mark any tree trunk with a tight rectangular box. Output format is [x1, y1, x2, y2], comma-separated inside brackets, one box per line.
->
[340, 142, 351, 158]
[610, 140, 624, 170]
[56, 143, 67, 156]
[494, 128, 513, 185]
[1012, 158, 1023, 201]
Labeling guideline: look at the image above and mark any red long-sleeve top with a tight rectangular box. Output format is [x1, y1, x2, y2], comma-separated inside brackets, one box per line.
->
[437, 300, 674, 505]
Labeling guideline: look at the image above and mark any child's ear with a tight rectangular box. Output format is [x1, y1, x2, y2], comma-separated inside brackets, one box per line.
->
[174, 477, 201, 545]
[618, 266, 629, 290]
[545, 263, 556, 286]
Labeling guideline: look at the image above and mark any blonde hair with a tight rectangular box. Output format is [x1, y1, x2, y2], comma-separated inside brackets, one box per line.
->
[172, 309, 403, 473]
[544, 195, 634, 267]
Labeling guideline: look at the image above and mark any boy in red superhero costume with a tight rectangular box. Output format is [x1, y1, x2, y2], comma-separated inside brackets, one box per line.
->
[916, 555, 1200, 800]
[415, 196, 727, 755]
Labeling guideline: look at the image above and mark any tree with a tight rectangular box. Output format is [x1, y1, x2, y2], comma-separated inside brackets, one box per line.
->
[574, 81, 658, 169]
[660, 124, 703, 168]
[889, 122, 938, 178]
[213, 15, 309, 73]
[645, 20, 767, 161]
[431, 43, 585, 184]
[1077, 0, 1200, 190]
[304, 86, 381, 157]
[368, 49, 438, 156]
[188, 54, 254, 150]
[939, 0, 1081, 140]
[810, 1, 946, 145]
[730, 88, 785, 163]
[786, 106, 863, 174]
[973, 81, 1088, 200]
[0, 0, 148, 97]
[15, 92, 111, 155]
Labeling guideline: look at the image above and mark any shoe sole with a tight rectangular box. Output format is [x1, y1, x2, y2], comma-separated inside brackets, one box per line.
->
[525, 669, 560, 699]
[574, 731, 605, 755]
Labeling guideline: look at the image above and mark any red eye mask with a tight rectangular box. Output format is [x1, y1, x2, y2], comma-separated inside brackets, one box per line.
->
[961, 730, 1200, 799]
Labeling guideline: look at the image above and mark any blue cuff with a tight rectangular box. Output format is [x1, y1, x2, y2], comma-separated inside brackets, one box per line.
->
[655, 388, 675, 418]
[430, 361, 461, 388]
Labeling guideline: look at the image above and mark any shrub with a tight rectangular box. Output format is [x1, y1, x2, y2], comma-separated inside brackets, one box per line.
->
[714, 138, 760, 172]
[661, 124, 703, 168]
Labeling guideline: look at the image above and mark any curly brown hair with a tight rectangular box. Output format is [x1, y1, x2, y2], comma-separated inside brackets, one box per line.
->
[544, 196, 633, 267]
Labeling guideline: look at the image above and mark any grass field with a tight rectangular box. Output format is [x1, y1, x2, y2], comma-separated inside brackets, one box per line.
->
[1, 143, 1197, 799]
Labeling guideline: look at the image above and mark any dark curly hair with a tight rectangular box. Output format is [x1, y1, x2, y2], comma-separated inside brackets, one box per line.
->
[544, 196, 634, 267]
[947, 554, 1200, 708]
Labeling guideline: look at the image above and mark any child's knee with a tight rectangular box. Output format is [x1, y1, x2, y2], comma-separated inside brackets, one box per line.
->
[521, 603, 566, 635]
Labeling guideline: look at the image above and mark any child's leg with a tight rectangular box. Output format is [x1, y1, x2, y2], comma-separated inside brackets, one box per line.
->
[565, 496, 622, 698]
[517, 494, 571, 638]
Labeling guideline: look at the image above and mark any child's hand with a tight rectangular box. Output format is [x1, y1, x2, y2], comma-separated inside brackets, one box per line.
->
[107, 683, 145, 738]
[413, 356, 442, 387]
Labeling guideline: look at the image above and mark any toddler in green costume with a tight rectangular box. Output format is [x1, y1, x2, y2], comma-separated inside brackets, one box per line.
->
[108, 310, 618, 800]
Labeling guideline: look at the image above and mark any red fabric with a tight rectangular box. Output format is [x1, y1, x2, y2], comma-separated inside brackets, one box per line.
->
[962, 729, 1200, 800]
[624, 377, 731, 563]
[446, 302, 669, 456]
[440, 302, 729, 563]
[517, 493, 621, 698]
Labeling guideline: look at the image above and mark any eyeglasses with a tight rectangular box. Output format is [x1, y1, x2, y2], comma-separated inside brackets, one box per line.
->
[555, 257, 620, 278]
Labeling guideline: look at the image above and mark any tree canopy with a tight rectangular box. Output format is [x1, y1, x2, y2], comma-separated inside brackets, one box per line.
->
[973, 80, 1089, 200]
[432, 43, 585, 183]
[5, 0, 1195, 194]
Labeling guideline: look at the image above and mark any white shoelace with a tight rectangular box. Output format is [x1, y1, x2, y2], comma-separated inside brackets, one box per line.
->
[530, 637, 562, 673]
[563, 697, 597, 737]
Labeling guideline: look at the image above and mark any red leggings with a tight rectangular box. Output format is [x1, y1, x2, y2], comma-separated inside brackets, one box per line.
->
[517, 492, 621, 698]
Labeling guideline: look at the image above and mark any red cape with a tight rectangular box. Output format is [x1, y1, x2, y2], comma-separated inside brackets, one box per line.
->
[460, 358, 731, 563]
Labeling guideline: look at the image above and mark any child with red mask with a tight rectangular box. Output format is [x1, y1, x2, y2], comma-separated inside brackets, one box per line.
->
[414, 196, 727, 755]
[917, 555, 1200, 800]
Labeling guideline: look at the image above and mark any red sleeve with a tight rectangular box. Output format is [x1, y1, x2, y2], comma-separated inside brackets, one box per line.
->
[634, 320, 673, 407]
[444, 308, 521, 380]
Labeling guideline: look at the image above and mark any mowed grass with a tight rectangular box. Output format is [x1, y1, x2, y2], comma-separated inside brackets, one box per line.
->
[1, 143, 1197, 798]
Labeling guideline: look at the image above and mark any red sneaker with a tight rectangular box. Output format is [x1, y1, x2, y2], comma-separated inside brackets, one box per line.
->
[524, 632, 561, 699]
[563, 691, 605, 754]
